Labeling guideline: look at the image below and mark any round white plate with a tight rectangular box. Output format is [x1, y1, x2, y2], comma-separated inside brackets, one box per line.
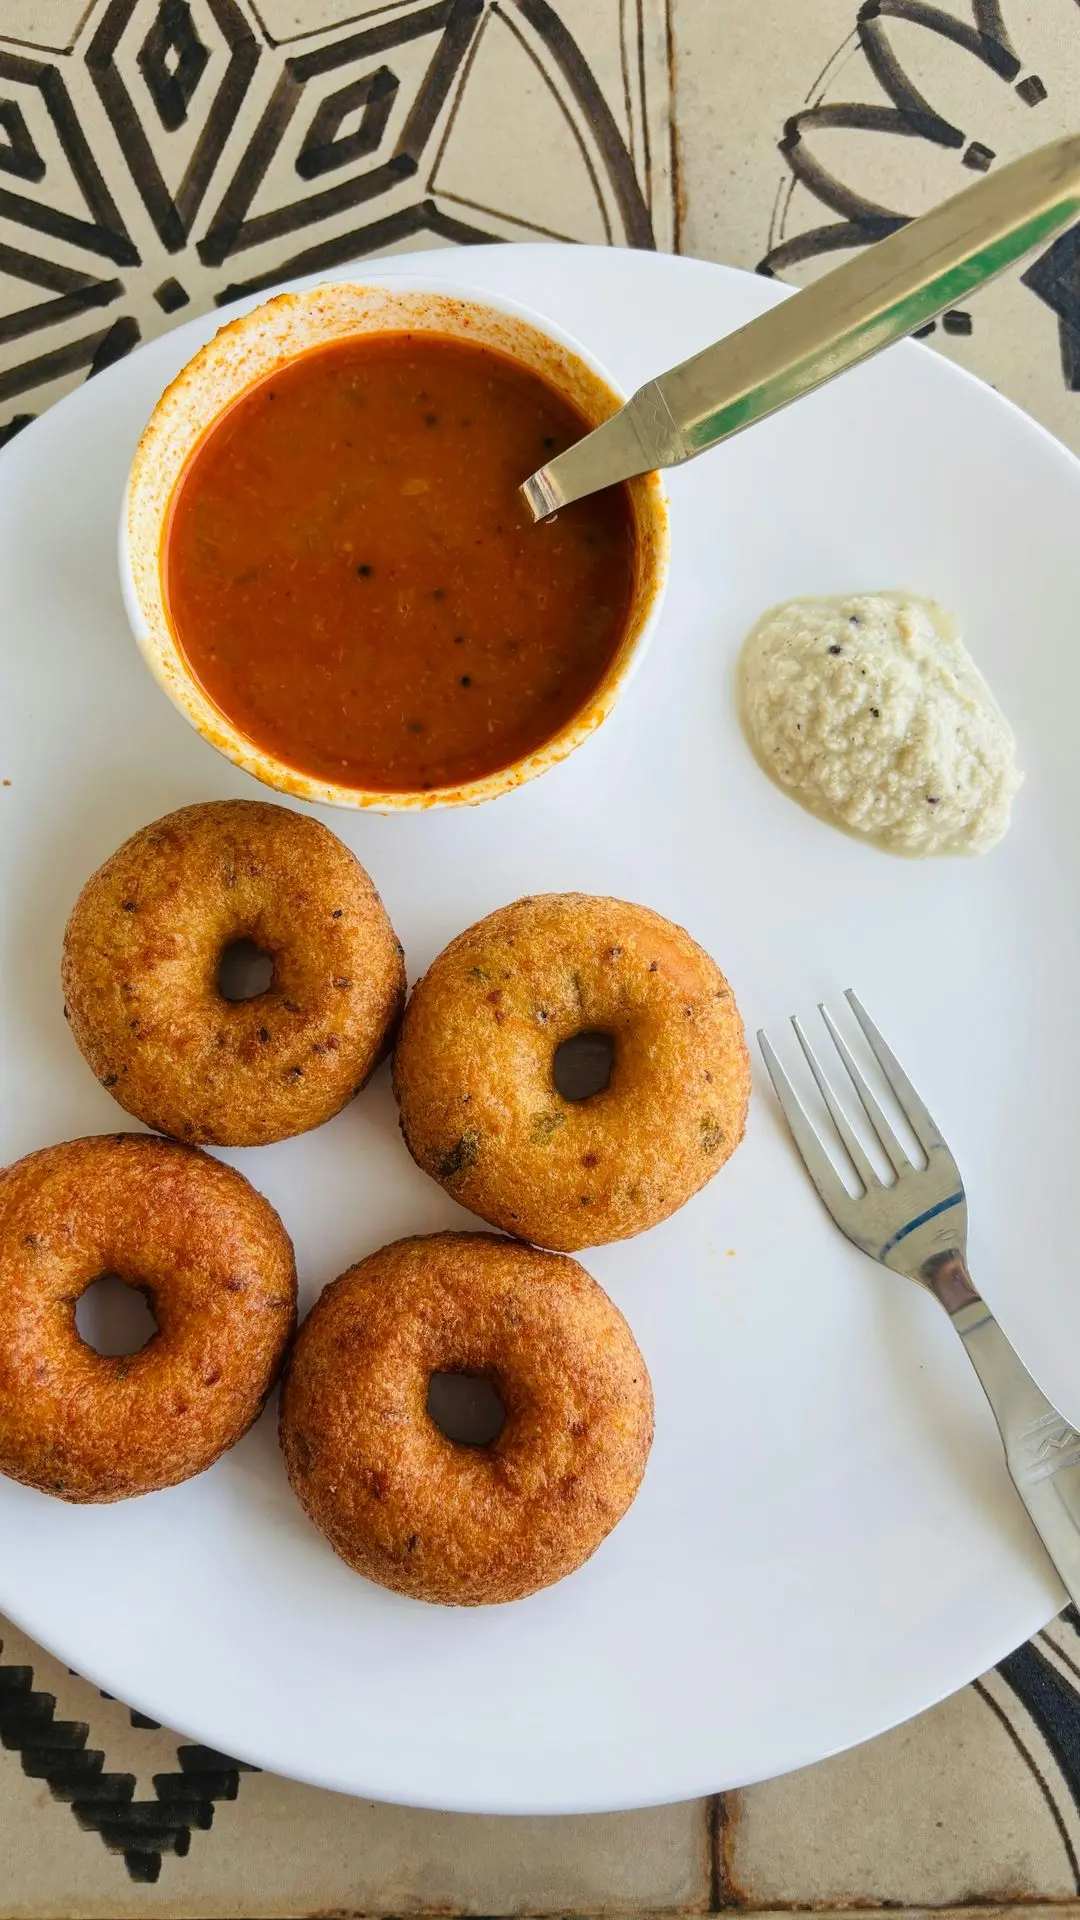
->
[2, 244, 1079, 1815]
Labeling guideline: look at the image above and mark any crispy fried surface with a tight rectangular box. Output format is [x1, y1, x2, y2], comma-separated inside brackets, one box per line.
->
[0, 1134, 296, 1503]
[279, 1232, 653, 1606]
[392, 894, 750, 1250]
[61, 800, 406, 1147]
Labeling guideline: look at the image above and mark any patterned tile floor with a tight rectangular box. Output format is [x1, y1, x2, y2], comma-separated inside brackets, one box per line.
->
[3, 0, 1080, 1912]
[9, 1608, 1080, 1912]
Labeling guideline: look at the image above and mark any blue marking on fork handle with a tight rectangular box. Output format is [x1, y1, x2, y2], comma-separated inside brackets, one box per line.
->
[880, 1189, 965, 1258]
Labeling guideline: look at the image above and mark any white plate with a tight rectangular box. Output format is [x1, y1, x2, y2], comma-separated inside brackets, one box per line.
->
[2, 244, 1079, 1815]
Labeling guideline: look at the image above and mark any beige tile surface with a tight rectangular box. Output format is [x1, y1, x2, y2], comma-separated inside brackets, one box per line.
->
[743, 1911, 1080, 1920]
[0, 0, 93, 51]
[722, 1616, 1080, 1910]
[724, 1684, 1076, 1908]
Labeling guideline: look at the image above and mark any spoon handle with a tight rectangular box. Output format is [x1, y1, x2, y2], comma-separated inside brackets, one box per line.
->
[521, 132, 1080, 521]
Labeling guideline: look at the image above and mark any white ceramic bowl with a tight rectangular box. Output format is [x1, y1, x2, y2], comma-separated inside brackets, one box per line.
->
[120, 277, 669, 811]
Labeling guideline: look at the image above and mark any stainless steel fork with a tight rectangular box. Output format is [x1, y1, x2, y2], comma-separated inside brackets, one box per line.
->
[759, 991, 1080, 1609]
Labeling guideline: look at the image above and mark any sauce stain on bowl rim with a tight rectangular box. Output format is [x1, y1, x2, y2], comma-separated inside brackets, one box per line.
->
[121, 278, 670, 812]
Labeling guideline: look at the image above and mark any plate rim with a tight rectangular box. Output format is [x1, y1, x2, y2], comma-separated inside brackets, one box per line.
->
[1, 240, 1077, 1812]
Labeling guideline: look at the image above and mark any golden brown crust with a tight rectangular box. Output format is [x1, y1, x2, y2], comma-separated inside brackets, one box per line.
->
[0, 1134, 297, 1503]
[279, 1232, 653, 1606]
[392, 894, 750, 1250]
[61, 799, 406, 1147]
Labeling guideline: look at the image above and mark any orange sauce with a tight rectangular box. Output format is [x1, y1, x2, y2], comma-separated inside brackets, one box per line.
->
[163, 333, 637, 792]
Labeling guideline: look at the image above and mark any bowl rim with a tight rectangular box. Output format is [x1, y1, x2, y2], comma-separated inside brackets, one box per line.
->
[119, 274, 670, 813]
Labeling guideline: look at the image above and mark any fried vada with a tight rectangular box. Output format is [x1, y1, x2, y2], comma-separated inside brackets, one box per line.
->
[62, 799, 405, 1146]
[279, 1231, 653, 1605]
[392, 894, 749, 1250]
[0, 1133, 296, 1502]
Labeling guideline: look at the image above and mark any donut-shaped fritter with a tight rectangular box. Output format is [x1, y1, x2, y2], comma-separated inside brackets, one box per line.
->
[280, 1232, 653, 1605]
[0, 1134, 296, 1502]
[392, 895, 749, 1251]
[62, 799, 405, 1146]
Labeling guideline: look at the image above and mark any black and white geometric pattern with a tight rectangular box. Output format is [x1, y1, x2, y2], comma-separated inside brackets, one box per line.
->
[0, 1633, 253, 1885]
[0, 0, 672, 444]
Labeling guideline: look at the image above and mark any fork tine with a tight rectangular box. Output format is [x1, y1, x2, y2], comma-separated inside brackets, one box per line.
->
[792, 1015, 880, 1192]
[844, 990, 946, 1155]
[757, 1029, 852, 1215]
[819, 1002, 912, 1175]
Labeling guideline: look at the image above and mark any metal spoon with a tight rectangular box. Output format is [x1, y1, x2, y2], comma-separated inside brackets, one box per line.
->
[520, 132, 1080, 522]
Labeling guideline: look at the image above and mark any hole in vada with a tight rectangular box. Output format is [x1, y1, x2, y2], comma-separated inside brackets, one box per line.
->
[553, 1030, 614, 1102]
[75, 1275, 158, 1357]
[427, 1371, 506, 1447]
[218, 937, 274, 1002]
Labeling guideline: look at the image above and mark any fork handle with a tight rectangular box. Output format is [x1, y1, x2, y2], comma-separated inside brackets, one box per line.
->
[947, 1283, 1080, 1608]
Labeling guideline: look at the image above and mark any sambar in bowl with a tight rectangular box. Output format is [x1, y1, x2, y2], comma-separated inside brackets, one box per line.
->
[122, 279, 669, 811]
